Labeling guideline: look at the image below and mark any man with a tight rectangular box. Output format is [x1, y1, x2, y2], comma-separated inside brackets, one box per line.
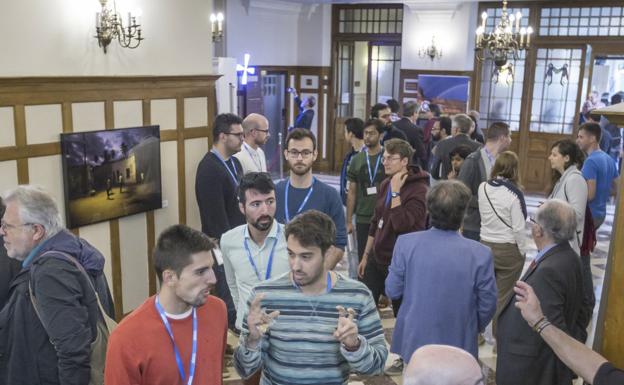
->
[346, 119, 386, 268]
[0, 196, 20, 308]
[576, 122, 619, 230]
[429, 116, 452, 179]
[514, 281, 624, 385]
[233, 210, 388, 384]
[468, 110, 485, 144]
[386, 181, 496, 369]
[386, 98, 401, 122]
[496, 199, 583, 385]
[431, 114, 481, 181]
[0, 185, 114, 385]
[584, 111, 613, 154]
[458, 121, 512, 241]
[105, 224, 227, 385]
[196, 112, 246, 329]
[371, 102, 407, 144]
[234, 113, 270, 174]
[291, 87, 315, 130]
[340, 117, 365, 205]
[403, 345, 484, 385]
[394, 101, 427, 168]
[275, 128, 346, 269]
[221, 172, 289, 331]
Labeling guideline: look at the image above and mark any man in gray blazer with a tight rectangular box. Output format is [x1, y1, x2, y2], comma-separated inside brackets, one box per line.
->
[430, 114, 481, 181]
[496, 199, 583, 385]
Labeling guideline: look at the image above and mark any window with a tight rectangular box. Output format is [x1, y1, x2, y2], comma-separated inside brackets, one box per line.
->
[540, 6, 624, 36]
[370, 45, 401, 105]
[338, 6, 403, 35]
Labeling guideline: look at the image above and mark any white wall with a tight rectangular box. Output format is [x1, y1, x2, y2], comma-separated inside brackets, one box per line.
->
[401, 2, 478, 71]
[0, 0, 213, 76]
[226, 1, 331, 67]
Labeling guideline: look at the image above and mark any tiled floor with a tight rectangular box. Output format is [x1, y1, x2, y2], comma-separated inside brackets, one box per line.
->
[223, 174, 615, 385]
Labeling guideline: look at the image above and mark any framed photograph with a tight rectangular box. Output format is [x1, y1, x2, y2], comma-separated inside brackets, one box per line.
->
[417, 75, 471, 114]
[60, 125, 162, 228]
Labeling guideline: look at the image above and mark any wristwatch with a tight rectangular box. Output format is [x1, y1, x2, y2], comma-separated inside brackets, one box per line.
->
[391, 191, 400, 198]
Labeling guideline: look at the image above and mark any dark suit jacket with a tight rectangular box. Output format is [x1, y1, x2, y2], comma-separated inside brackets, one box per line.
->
[431, 134, 481, 180]
[294, 96, 314, 130]
[393, 118, 427, 169]
[0, 236, 21, 309]
[381, 124, 407, 145]
[496, 242, 583, 385]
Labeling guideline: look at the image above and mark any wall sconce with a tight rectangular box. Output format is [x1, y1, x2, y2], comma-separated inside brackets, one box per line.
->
[210, 12, 224, 42]
[418, 36, 442, 62]
[95, 0, 143, 54]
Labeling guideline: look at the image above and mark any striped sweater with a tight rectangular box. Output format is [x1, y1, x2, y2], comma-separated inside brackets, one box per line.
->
[234, 272, 388, 385]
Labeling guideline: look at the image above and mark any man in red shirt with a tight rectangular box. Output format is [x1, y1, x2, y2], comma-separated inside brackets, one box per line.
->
[105, 225, 227, 385]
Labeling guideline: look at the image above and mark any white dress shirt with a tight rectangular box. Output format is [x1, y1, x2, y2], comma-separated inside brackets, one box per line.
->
[234, 142, 267, 174]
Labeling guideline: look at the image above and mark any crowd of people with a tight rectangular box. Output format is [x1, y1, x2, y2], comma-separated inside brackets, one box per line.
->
[0, 99, 622, 385]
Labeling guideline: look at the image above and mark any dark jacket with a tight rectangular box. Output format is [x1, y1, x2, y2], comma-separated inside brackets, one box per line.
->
[381, 124, 408, 145]
[369, 166, 429, 266]
[195, 152, 245, 239]
[0, 230, 113, 385]
[294, 96, 314, 130]
[496, 242, 583, 385]
[393, 118, 427, 169]
[431, 134, 481, 180]
[0, 236, 21, 309]
[457, 149, 488, 234]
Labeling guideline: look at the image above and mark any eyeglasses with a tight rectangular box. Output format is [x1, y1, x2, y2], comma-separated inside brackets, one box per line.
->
[0, 221, 35, 232]
[254, 128, 270, 134]
[381, 155, 402, 163]
[287, 150, 314, 159]
[225, 132, 244, 139]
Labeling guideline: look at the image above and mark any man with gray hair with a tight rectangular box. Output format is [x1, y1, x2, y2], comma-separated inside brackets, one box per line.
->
[431, 113, 481, 181]
[234, 113, 270, 174]
[0, 185, 114, 385]
[496, 199, 583, 385]
[385, 180, 496, 371]
[403, 344, 484, 385]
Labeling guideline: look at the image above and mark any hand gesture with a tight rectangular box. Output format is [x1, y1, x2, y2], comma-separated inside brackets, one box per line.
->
[347, 222, 353, 234]
[246, 294, 280, 346]
[357, 256, 368, 279]
[513, 281, 544, 327]
[334, 306, 360, 351]
[390, 170, 408, 194]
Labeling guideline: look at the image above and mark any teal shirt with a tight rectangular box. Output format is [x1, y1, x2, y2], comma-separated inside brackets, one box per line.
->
[234, 273, 388, 384]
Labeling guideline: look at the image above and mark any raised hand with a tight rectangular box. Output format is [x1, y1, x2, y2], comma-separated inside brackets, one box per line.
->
[334, 306, 360, 351]
[246, 294, 280, 348]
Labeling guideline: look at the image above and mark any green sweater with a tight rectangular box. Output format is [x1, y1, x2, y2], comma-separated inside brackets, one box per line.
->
[347, 150, 386, 224]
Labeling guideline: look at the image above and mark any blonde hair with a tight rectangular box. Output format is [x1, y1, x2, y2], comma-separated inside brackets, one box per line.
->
[490, 151, 521, 186]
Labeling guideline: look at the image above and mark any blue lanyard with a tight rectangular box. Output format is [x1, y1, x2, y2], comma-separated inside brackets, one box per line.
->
[366, 150, 382, 186]
[284, 178, 315, 222]
[385, 187, 392, 207]
[211, 149, 239, 186]
[292, 271, 333, 293]
[243, 224, 281, 281]
[154, 296, 197, 385]
[243, 143, 263, 171]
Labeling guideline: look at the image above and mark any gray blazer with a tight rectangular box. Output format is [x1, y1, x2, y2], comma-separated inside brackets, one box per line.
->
[549, 166, 587, 254]
[431, 134, 481, 180]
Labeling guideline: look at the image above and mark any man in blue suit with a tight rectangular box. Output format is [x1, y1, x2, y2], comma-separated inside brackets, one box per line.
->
[385, 180, 497, 366]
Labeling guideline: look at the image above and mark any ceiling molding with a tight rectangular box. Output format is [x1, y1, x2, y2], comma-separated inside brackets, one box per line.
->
[247, 0, 304, 15]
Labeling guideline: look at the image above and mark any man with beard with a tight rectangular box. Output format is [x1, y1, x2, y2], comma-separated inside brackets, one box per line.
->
[234, 210, 387, 384]
[275, 128, 347, 269]
[234, 113, 270, 174]
[371, 103, 407, 145]
[221, 172, 289, 332]
[105, 225, 227, 385]
[196, 113, 246, 329]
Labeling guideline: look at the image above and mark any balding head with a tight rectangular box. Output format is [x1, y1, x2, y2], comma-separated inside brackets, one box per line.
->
[403, 345, 483, 385]
[242, 113, 270, 146]
[533, 199, 577, 244]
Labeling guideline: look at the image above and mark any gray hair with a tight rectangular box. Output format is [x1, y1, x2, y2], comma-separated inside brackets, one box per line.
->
[452, 113, 475, 134]
[427, 180, 471, 231]
[535, 199, 577, 244]
[3, 185, 63, 239]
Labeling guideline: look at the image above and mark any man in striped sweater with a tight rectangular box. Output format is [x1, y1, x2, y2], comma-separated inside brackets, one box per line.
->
[234, 210, 388, 385]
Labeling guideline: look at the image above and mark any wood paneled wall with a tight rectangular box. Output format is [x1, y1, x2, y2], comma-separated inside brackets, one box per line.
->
[0, 76, 219, 320]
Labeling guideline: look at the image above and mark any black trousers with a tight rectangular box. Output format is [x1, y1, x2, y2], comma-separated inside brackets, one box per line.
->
[356, 222, 370, 263]
[576, 253, 596, 342]
[212, 257, 237, 331]
[362, 258, 402, 317]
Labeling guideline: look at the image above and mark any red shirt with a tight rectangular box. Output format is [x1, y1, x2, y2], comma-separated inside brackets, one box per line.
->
[105, 295, 227, 385]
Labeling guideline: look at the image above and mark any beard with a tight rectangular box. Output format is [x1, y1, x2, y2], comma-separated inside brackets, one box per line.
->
[290, 162, 312, 176]
[250, 215, 273, 231]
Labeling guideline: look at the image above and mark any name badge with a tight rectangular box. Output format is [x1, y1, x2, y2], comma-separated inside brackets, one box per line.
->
[366, 186, 377, 196]
[378, 219, 384, 229]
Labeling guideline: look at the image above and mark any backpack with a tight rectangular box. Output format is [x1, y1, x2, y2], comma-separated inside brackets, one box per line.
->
[29, 251, 117, 385]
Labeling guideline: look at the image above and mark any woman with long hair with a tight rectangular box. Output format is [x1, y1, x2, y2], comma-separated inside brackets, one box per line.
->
[478, 151, 528, 335]
[548, 139, 587, 254]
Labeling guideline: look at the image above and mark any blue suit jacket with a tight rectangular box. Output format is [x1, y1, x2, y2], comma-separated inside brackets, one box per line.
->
[385, 227, 497, 359]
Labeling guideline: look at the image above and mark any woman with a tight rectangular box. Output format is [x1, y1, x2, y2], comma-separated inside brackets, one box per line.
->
[478, 151, 528, 334]
[548, 139, 587, 254]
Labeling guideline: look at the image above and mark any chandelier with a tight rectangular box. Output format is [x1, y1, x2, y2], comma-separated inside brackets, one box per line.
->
[475, 0, 533, 80]
[418, 36, 442, 62]
[95, 0, 144, 54]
